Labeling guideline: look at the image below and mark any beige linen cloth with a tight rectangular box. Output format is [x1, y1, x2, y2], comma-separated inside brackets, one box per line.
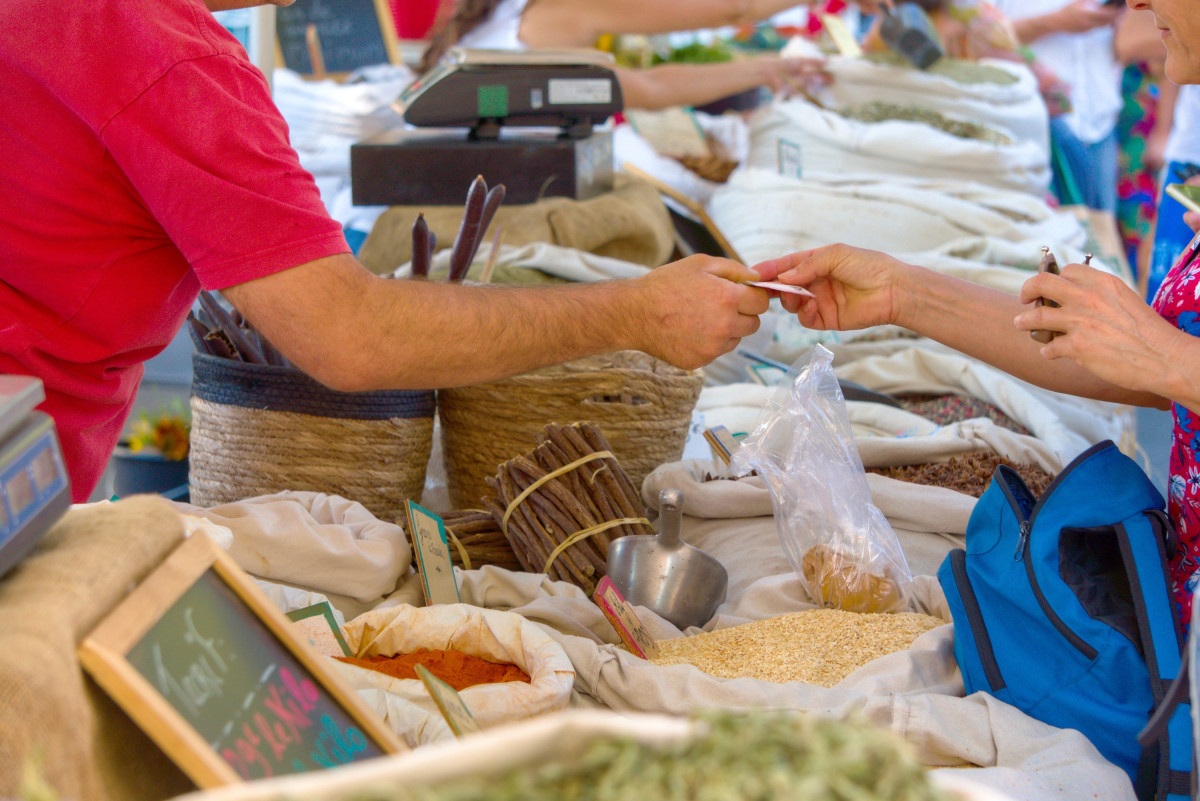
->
[171, 491, 412, 620]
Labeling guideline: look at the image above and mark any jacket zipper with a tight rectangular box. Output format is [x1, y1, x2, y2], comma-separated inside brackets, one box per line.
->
[949, 549, 1006, 691]
[1000, 461, 1100, 661]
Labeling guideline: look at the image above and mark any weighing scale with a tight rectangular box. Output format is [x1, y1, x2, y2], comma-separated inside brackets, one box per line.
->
[0, 376, 71, 580]
[350, 48, 623, 206]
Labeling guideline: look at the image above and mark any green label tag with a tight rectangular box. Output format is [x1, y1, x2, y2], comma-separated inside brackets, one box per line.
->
[416, 664, 482, 737]
[477, 85, 509, 118]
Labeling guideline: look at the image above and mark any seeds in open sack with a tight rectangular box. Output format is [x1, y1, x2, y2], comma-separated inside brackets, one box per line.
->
[335, 648, 530, 691]
[350, 710, 954, 801]
[651, 608, 944, 686]
[866, 451, 1055, 498]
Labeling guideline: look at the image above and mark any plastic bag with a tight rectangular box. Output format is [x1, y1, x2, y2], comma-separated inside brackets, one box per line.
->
[732, 345, 912, 613]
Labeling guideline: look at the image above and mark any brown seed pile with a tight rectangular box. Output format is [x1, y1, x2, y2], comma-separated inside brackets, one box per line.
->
[651, 608, 945, 687]
[866, 451, 1055, 498]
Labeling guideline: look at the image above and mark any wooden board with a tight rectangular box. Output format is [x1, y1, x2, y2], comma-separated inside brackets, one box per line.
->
[79, 533, 405, 788]
[275, 0, 400, 77]
[621, 162, 743, 264]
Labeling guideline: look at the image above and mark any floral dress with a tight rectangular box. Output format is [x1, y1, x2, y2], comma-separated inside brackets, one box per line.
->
[1151, 228, 1200, 624]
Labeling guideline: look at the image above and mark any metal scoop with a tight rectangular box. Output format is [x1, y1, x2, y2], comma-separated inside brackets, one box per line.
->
[605, 488, 728, 630]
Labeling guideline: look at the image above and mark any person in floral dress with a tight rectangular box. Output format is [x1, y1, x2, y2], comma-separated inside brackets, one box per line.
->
[753, 0, 1200, 627]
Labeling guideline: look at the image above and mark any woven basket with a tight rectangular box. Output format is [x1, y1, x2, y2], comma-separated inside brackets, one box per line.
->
[188, 354, 434, 522]
[438, 351, 703, 509]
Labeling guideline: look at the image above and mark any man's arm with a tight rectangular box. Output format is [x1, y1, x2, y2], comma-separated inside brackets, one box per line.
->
[220, 252, 769, 392]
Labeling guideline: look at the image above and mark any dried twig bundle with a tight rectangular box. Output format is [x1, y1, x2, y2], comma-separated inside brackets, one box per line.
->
[483, 422, 653, 595]
[434, 508, 523, 572]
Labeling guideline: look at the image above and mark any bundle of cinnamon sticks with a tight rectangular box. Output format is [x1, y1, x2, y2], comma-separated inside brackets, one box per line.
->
[482, 422, 653, 595]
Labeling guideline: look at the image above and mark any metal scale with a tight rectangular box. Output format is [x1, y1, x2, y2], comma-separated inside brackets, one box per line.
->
[350, 48, 624, 206]
[0, 376, 70, 580]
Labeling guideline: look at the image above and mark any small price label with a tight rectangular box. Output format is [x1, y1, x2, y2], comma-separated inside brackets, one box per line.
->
[286, 601, 352, 657]
[777, 139, 802, 180]
[415, 664, 482, 738]
[819, 14, 863, 58]
[703, 426, 739, 465]
[593, 576, 659, 659]
[407, 501, 460, 606]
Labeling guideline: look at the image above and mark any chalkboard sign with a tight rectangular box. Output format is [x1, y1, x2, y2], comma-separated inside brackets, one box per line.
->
[80, 533, 404, 788]
[276, 0, 400, 76]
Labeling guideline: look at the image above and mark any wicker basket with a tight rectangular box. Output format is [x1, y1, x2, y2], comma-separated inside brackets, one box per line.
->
[438, 351, 704, 509]
[188, 353, 434, 522]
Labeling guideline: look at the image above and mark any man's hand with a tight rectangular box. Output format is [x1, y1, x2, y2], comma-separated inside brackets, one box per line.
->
[625, 255, 769, 370]
[1014, 260, 1179, 394]
[752, 244, 904, 331]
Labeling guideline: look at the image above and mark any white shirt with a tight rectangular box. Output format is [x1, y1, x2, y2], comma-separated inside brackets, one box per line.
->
[455, 0, 531, 52]
[1166, 84, 1200, 166]
[993, 0, 1122, 144]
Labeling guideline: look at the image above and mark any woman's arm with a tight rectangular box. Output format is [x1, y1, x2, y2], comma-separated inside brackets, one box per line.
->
[754, 245, 1170, 409]
[612, 57, 822, 111]
[519, 0, 888, 49]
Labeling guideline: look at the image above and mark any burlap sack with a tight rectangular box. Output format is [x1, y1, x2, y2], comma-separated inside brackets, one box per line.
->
[331, 604, 575, 746]
[0, 497, 192, 801]
[356, 174, 674, 275]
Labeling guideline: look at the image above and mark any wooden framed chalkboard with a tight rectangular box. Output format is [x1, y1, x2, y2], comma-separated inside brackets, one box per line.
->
[275, 0, 401, 77]
[79, 533, 405, 788]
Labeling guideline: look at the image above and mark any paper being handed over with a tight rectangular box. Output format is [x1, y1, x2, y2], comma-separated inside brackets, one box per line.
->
[744, 281, 815, 298]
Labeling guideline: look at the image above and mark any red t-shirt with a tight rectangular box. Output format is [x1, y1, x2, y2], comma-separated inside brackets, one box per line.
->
[0, 0, 350, 500]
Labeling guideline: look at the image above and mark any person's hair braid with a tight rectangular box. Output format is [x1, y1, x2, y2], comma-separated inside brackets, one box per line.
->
[418, 0, 505, 73]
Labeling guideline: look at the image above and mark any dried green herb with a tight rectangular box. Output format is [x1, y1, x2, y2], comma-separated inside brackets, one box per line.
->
[864, 52, 1019, 86]
[840, 101, 1013, 145]
[351, 711, 953, 801]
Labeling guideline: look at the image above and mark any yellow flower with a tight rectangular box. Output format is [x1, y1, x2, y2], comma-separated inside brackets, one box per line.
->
[126, 405, 190, 461]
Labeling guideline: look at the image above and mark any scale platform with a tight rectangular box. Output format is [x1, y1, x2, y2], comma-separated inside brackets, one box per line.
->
[0, 376, 70, 581]
[352, 48, 621, 206]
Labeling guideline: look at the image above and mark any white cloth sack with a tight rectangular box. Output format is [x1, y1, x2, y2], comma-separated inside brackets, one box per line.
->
[390, 240, 650, 283]
[435, 535, 1133, 801]
[819, 56, 1049, 155]
[170, 491, 412, 619]
[697, 383, 939, 440]
[743, 97, 1050, 195]
[332, 603, 575, 746]
[168, 709, 1027, 801]
[825, 344, 1130, 464]
[709, 169, 1076, 268]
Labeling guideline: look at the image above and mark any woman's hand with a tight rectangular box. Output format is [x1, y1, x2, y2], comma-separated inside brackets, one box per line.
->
[753, 244, 905, 331]
[1014, 261, 1180, 394]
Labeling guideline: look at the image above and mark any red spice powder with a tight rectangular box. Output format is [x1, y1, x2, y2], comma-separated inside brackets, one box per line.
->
[336, 648, 531, 691]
